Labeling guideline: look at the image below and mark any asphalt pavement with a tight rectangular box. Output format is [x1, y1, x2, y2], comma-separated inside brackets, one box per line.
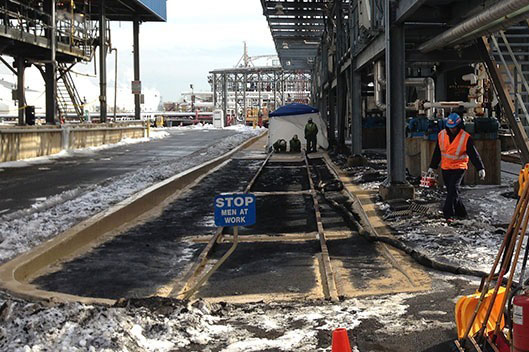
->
[0, 128, 237, 215]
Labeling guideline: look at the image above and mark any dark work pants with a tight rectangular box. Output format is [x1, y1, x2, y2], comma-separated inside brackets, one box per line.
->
[441, 169, 467, 219]
[306, 136, 317, 153]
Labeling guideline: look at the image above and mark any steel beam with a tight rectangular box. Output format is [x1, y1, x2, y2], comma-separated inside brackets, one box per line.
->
[133, 19, 141, 120]
[264, 1, 326, 9]
[273, 34, 323, 40]
[267, 15, 324, 21]
[354, 34, 385, 71]
[270, 24, 324, 30]
[406, 47, 481, 63]
[395, 0, 427, 23]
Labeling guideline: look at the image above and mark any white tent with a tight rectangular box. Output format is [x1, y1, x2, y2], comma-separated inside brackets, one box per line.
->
[267, 103, 329, 151]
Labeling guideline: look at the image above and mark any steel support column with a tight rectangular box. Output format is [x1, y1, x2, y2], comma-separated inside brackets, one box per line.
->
[243, 73, 247, 124]
[258, 72, 261, 113]
[234, 74, 238, 121]
[335, 0, 346, 148]
[351, 68, 362, 155]
[45, 0, 56, 125]
[222, 73, 227, 123]
[213, 73, 217, 107]
[336, 72, 347, 147]
[385, 22, 406, 184]
[328, 86, 336, 147]
[379, 3, 414, 199]
[133, 19, 141, 120]
[99, 0, 107, 123]
[16, 58, 25, 125]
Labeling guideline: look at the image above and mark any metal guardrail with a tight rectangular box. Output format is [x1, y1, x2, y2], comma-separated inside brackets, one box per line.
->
[0, 0, 95, 58]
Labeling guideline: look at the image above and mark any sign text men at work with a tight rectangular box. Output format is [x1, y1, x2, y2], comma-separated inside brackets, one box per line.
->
[214, 194, 256, 227]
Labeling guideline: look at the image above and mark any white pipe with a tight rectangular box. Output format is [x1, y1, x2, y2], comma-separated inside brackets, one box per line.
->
[374, 61, 385, 109]
[462, 73, 477, 85]
[424, 101, 480, 109]
[377, 74, 436, 116]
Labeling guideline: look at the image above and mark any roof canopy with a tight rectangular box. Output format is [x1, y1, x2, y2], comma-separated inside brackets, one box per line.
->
[269, 103, 319, 117]
[260, 0, 332, 71]
[82, 0, 167, 22]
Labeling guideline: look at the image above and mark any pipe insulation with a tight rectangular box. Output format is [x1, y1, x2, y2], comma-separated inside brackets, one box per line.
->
[418, 0, 529, 53]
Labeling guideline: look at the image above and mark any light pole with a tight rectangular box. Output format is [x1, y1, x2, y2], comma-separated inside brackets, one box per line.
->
[190, 83, 194, 112]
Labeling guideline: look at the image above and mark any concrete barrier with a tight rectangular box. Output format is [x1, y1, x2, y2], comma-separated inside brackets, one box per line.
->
[0, 131, 267, 305]
[0, 122, 147, 162]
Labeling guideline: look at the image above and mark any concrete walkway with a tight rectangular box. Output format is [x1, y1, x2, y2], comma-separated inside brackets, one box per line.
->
[0, 128, 237, 215]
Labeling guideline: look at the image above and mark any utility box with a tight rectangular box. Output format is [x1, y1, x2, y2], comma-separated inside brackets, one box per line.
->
[213, 109, 224, 128]
[25, 105, 35, 125]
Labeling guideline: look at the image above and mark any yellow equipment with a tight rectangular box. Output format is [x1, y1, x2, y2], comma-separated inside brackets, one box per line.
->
[455, 286, 506, 339]
[519, 163, 529, 197]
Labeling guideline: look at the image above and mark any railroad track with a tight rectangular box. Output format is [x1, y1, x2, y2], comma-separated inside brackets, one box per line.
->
[173, 151, 341, 301]
[169, 152, 430, 303]
[8, 138, 429, 303]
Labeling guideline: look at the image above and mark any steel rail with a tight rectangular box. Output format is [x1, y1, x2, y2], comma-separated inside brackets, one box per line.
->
[179, 152, 273, 300]
[303, 152, 339, 302]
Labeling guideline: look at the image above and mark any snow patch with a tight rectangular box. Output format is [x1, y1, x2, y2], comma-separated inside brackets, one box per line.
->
[0, 129, 262, 263]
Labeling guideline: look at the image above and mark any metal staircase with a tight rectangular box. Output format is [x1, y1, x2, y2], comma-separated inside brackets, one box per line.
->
[56, 64, 84, 119]
[490, 25, 529, 124]
[479, 23, 529, 163]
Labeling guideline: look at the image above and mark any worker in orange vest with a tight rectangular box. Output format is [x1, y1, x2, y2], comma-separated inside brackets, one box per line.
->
[428, 113, 485, 222]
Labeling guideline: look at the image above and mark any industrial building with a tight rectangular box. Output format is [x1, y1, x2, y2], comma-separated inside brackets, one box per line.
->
[2, 0, 166, 125]
[261, 0, 527, 199]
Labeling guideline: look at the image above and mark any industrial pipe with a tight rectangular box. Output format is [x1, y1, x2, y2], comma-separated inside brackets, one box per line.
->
[374, 61, 385, 109]
[418, 0, 529, 53]
[374, 61, 435, 116]
[424, 101, 480, 109]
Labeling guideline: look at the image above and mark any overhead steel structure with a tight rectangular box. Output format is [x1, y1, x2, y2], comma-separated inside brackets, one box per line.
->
[0, 0, 166, 125]
[261, 0, 529, 200]
[210, 66, 311, 122]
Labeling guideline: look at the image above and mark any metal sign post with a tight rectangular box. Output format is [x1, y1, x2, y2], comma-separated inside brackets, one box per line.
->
[182, 193, 256, 300]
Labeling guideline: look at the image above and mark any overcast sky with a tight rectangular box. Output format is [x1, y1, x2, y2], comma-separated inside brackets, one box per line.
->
[113, 0, 277, 101]
[0, 0, 276, 112]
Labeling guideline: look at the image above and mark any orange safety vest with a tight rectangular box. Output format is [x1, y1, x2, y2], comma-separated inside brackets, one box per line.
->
[438, 129, 470, 170]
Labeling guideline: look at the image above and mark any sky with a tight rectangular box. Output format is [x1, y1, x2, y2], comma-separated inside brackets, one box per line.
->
[0, 0, 277, 112]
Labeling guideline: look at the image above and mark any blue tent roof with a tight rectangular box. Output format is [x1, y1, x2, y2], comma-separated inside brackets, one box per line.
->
[269, 103, 319, 117]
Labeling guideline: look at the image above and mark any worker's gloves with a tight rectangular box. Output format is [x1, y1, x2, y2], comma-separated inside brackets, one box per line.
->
[478, 169, 486, 180]
[427, 168, 435, 175]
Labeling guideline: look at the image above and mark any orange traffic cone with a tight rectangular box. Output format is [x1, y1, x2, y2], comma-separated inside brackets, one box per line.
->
[331, 328, 352, 352]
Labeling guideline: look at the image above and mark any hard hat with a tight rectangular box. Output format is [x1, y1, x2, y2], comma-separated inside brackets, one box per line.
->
[446, 113, 461, 128]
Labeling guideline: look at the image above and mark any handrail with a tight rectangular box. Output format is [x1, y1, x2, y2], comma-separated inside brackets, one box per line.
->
[0, 0, 94, 58]
[490, 34, 529, 122]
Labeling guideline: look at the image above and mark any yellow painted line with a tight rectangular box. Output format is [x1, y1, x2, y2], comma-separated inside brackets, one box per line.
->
[322, 154, 432, 294]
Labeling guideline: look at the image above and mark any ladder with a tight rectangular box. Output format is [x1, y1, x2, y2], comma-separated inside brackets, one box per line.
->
[56, 63, 84, 120]
[479, 23, 529, 164]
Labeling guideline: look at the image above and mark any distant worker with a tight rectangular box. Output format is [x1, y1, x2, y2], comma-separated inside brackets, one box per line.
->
[428, 113, 485, 222]
[289, 135, 301, 153]
[304, 118, 318, 153]
[273, 139, 287, 153]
